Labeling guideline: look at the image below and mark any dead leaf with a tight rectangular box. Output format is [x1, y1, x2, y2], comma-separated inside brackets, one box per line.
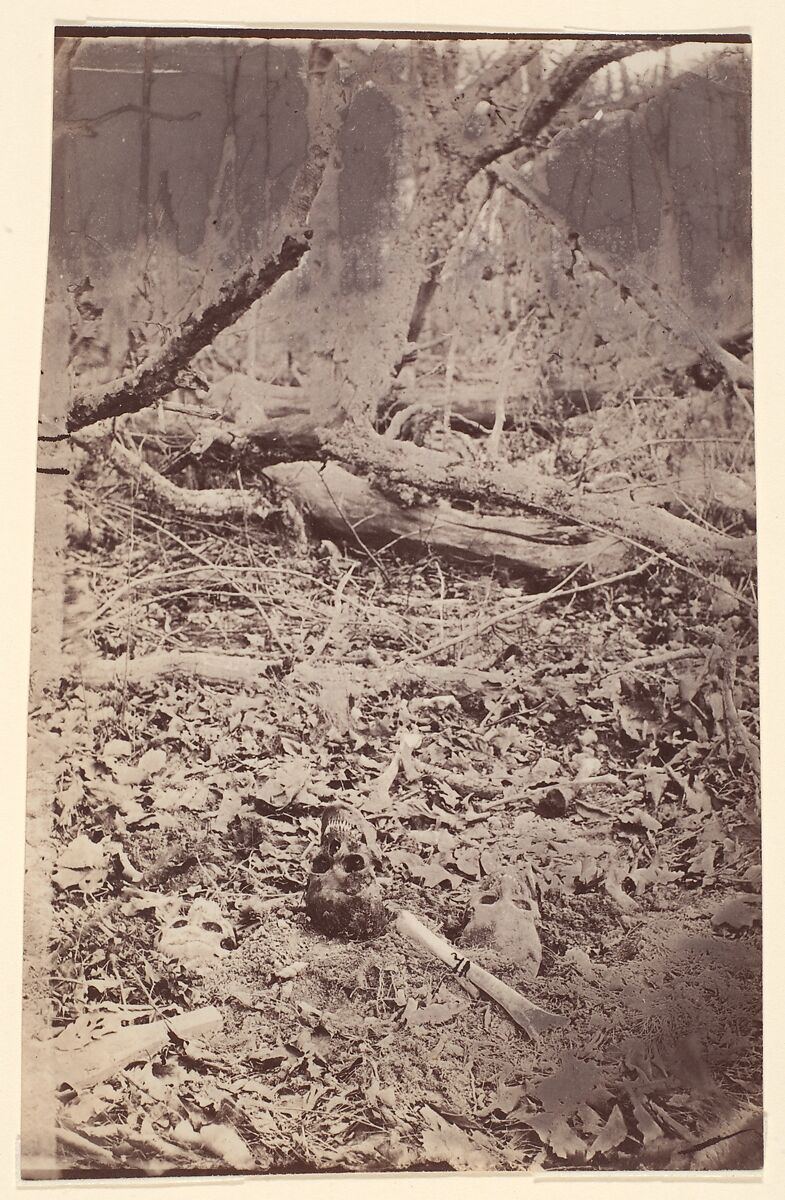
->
[406, 1000, 463, 1027]
[523, 1112, 587, 1160]
[678, 671, 704, 704]
[398, 727, 422, 780]
[564, 947, 597, 982]
[643, 768, 669, 806]
[534, 1054, 613, 1114]
[573, 753, 603, 781]
[389, 849, 455, 889]
[580, 704, 607, 724]
[604, 863, 638, 912]
[452, 847, 481, 878]
[631, 1095, 664, 1146]
[56, 779, 85, 826]
[420, 1107, 495, 1169]
[138, 747, 167, 776]
[490, 1081, 524, 1116]
[688, 845, 717, 877]
[102, 739, 133, 758]
[587, 1104, 629, 1159]
[53, 834, 112, 893]
[532, 756, 561, 782]
[711, 895, 761, 930]
[628, 858, 680, 893]
[577, 1104, 604, 1135]
[366, 752, 399, 812]
[619, 807, 662, 833]
[480, 849, 500, 876]
[211, 790, 244, 833]
[684, 778, 713, 814]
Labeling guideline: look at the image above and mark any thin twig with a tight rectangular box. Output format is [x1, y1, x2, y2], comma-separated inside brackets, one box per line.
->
[406, 558, 653, 664]
[104, 502, 290, 654]
[603, 647, 704, 676]
[721, 646, 761, 777]
[307, 564, 356, 663]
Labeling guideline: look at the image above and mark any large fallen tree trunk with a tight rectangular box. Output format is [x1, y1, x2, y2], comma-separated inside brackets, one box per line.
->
[102, 439, 622, 577]
[319, 426, 756, 573]
[112, 394, 756, 572]
[264, 461, 623, 575]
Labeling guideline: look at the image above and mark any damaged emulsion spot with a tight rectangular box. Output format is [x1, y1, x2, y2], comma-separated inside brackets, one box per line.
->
[337, 87, 400, 294]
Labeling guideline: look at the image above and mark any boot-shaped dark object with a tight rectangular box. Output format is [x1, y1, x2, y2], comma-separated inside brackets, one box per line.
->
[305, 803, 387, 939]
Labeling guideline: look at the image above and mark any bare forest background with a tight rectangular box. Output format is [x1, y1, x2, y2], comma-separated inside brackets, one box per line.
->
[47, 38, 750, 415]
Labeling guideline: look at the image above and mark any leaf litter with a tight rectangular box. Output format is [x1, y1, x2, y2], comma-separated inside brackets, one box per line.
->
[34, 460, 761, 1175]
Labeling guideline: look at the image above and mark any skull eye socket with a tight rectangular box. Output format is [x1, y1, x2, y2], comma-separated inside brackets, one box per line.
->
[172, 919, 188, 928]
[343, 853, 367, 873]
[479, 894, 497, 905]
[312, 853, 331, 874]
[202, 921, 225, 933]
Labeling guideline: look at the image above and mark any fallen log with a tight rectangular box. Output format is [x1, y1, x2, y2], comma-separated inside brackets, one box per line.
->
[264, 461, 623, 575]
[76, 653, 509, 692]
[102, 438, 623, 577]
[108, 423, 753, 574]
[320, 427, 756, 573]
[78, 651, 278, 689]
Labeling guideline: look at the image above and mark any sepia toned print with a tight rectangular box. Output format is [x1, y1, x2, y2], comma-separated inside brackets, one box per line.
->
[23, 31, 759, 1177]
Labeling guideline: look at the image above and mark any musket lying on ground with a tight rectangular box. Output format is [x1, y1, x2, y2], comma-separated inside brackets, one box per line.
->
[395, 908, 567, 1040]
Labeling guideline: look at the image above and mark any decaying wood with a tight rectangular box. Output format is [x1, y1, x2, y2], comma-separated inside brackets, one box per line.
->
[79, 651, 277, 689]
[104, 438, 275, 521]
[321, 427, 756, 572]
[264, 461, 623, 575]
[112, 425, 752, 574]
[76, 653, 505, 692]
[101, 438, 622, 576]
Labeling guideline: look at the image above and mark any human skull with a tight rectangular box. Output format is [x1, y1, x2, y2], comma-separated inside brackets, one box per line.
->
[305, 817, 387, 940]
[458, 873, 541, 979]
[158, 898, 237, 970]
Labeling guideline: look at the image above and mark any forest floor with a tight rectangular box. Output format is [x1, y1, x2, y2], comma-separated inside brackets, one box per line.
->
[26, 387, 762, 1177]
